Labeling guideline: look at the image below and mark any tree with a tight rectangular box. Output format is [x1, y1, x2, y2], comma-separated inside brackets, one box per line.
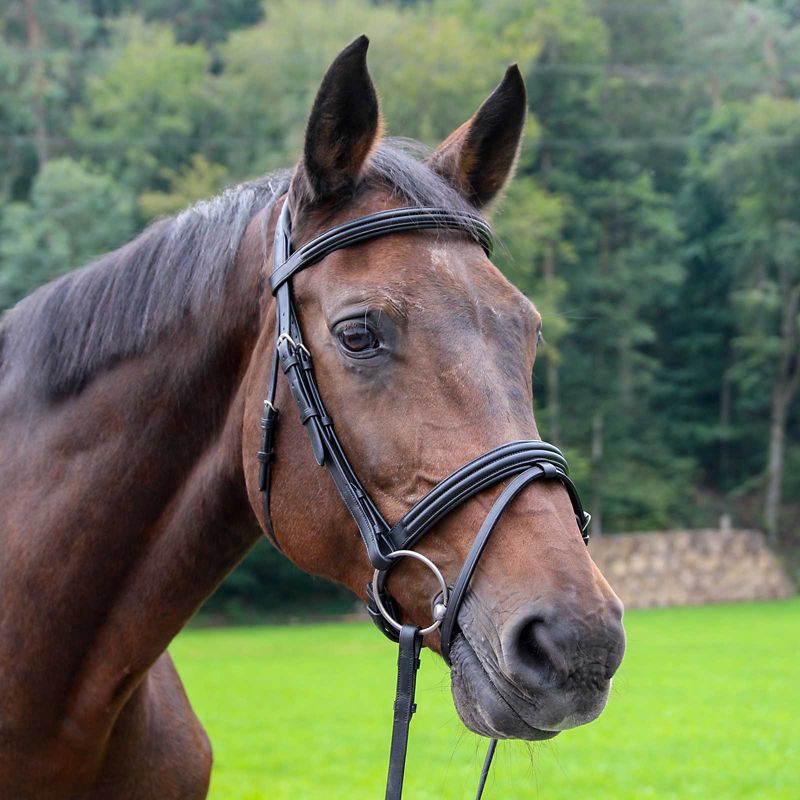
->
[0, 157, 134, 309]
[0, 1, 101, 193]
[138, 0, 262, 45]
[674, 1, 800, 541]
[706, 95, 800, 541]
[137, 153, 228, 219]
[72, 21, 215, 193]
[94, 0, 264, 45]
[493, 166, 574, 444]
[517, 0, 691, 534]
[0, 37, 33, 200]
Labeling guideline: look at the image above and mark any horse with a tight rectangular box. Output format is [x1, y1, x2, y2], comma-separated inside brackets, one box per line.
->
[0, 37, 625, 798]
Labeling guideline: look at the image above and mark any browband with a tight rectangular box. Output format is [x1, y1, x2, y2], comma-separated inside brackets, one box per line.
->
[270, 206, 493, 292]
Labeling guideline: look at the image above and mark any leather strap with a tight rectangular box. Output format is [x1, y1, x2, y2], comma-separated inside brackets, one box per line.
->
[388, 441, 588, 554]
[270, 207, 492, 292]
[475, 738, 498, 800]
[439, 465, 554, 666]
[385, 624, 423, 800]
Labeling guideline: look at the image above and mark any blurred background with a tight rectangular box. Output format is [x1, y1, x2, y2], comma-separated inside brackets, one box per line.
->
[1, 0, 798, 616]
[3, 3, 798, 798]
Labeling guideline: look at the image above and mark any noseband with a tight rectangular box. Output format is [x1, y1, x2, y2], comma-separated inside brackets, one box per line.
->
[257, 199, 590, 799]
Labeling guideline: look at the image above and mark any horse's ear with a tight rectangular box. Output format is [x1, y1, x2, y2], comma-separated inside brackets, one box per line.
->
[428, 65, 527, 209]
[291, 35, 382, 206]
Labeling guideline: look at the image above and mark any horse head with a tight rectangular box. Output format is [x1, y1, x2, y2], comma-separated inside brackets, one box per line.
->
[243, 37, 625, 741]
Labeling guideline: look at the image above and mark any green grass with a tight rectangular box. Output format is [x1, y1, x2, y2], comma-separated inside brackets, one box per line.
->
[171, 598, 799, 799]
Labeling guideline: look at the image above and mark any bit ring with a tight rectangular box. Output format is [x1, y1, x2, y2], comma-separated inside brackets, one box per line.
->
[371, 550, 449, 636]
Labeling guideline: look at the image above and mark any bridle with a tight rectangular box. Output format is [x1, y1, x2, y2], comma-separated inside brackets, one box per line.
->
[257, 198, 591, 799]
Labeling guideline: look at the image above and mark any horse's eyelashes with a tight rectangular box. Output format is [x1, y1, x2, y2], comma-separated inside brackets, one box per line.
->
[335, 320, 382, 356]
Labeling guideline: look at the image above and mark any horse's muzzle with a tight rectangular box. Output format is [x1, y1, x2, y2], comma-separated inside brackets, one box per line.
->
[449, 596, 625, 739]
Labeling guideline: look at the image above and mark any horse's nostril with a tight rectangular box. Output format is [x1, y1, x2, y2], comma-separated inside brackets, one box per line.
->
[508, 608, 626, 693]
[515, 618, 571, 685]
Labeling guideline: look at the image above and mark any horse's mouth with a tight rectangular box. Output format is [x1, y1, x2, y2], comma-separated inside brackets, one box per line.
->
[448, 632, 561, 741]
[448, 629, 611, 741]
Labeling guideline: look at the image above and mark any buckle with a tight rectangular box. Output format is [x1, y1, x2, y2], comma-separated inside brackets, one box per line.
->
[276, 332, 311, 357]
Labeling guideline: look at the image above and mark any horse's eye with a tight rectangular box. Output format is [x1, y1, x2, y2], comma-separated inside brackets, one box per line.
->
[336, 322, 381, 355]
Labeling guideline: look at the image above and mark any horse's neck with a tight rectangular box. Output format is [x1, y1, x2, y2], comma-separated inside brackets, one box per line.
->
[0, 215, 271, 742]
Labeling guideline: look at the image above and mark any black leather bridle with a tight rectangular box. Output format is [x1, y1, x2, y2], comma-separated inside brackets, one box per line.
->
[257, 198, 590, 799]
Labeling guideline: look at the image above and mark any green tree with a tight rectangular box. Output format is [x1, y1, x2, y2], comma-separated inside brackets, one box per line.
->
[137, 153, 228, 218]
[0, 157, 134, 308]
[706, 95, 800, 541]
[72, 21, 215, 193]
[0, 37, 32, 200]
[493, 166, 574, 444]
[516, 0, 691, 534]
[674, 1, 800, 541]
[135, 0, 262, 45]
[92, 0, 263, 45]
[1, 1, 101, 190]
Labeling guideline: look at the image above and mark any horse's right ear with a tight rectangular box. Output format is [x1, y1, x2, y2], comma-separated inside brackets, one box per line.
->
[291, 36, 382, 207]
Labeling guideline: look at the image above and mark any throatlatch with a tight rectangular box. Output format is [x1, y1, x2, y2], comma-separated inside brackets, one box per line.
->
[258, 198, 591, 799]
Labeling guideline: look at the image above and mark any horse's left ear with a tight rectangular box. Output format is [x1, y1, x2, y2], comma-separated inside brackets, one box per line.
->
[428, 65, 527, 209]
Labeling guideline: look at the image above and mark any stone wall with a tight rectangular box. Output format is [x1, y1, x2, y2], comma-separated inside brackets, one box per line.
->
[589, 528, 795, 608]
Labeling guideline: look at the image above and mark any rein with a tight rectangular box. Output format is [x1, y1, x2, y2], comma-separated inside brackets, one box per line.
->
[257, 199, 590, 799]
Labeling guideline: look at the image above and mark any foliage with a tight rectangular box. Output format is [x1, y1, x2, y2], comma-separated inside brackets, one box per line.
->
[132, 0, 263, 45]
[137, 153, 228, 217]
[0, 37, 33, 200]
[0, 157, 134, 307]
[210, 0, 519, 178]
[72, 21, 215, 193]
[172, 599, 800, 798]
[204, 539, 353, 620]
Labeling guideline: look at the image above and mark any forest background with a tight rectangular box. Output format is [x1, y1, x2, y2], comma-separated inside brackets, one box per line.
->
[2, 0, 798, 616]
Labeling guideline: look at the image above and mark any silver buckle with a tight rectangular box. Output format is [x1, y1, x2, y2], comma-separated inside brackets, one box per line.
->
[276, 332, 311, 357]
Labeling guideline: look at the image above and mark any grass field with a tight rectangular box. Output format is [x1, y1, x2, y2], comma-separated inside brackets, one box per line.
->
[171, 598, 799, 799]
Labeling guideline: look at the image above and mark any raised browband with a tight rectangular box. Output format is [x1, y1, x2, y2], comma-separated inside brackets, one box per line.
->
[270, 206, 493, 292]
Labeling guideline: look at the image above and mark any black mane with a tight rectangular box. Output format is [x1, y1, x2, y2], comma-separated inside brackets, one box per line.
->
[0, 141, 479, 399]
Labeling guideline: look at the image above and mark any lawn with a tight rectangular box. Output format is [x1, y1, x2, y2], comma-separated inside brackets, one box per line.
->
[171, 598, 799, 799]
